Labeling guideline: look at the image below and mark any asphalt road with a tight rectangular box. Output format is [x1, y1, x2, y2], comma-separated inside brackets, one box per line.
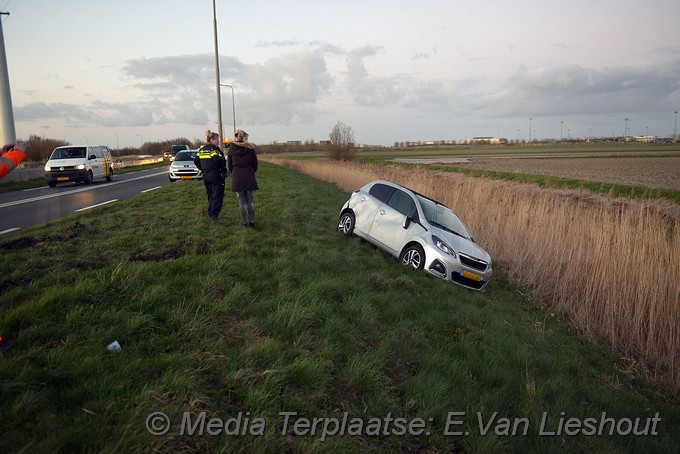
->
[0, 166, 171, 235]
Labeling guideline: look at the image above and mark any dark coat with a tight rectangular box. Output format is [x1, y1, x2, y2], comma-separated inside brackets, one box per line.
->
[227, 142, 259, 192]
[194, 144, 226, 173]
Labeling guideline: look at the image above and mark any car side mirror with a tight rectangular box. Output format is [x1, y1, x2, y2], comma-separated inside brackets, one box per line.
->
[402, 217, 411, 229]
[89, 154, 96, 160]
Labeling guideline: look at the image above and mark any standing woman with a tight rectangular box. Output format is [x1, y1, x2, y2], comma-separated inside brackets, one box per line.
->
[194, 130, 227, 223]
[227, 129, 259, 228]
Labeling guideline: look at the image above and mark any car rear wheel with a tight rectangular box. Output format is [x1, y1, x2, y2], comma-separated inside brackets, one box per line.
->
[400, 244, 425, 270]
[106, 169, 113, 182]
[337, 212, 355, 236]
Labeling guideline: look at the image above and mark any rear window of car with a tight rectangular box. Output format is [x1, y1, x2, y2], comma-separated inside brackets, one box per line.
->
[369, 183, 395, 203]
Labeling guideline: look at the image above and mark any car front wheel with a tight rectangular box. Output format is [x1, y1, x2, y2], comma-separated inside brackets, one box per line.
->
[400, 244, 425, 270]
[337, 212, 355, 236]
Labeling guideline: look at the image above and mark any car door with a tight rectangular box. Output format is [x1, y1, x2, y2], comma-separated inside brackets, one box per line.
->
[90, 147, 102, 178]
[368, 188, 418, 254]
[354, 183, 395, 235]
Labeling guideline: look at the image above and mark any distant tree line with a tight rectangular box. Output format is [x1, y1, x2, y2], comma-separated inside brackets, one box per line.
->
[16, 135, 202, 161]
[18, 120, 359, 162]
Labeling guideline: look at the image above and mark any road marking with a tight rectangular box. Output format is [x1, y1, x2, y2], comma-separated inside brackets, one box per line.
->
[1, 227, 20, 235]
[75, 199, 119, 212]
[0, 170, 167, 209]
[141, 186, 162, 193]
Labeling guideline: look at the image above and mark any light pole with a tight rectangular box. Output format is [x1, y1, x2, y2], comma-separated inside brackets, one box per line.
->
[212, 0, 224, 149]
[137, 134, 143, 149]
[560, 121, 563, 141]
[624, 118, 628, 139]
[529, 117, 532, 143]
[220, 83, 236, 138]
[113, 133, 119, 150]
[674, 111, 678, 138]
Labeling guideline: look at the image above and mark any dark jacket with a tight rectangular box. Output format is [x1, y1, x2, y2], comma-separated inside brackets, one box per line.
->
[194, 144, 226, 174]
[227, 142, 258, 192]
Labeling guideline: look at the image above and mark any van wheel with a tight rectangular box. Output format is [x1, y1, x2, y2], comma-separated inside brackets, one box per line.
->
[85, 171, 94, 185]
[106, 169, 113, 182]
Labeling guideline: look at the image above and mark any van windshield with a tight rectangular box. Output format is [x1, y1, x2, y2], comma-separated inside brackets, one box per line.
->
[51, 147, 86, 159]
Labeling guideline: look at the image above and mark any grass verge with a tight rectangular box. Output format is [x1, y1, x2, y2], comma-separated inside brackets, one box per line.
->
[1, 162, 678, 452]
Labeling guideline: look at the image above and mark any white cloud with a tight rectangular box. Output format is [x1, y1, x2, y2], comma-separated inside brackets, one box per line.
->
[489, 59, 680, 117]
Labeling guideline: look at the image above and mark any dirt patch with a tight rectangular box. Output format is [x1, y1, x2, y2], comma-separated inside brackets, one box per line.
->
[1, 236, 40, 250]
[132, 237, 212, 262]
[453, 156, 680, 191]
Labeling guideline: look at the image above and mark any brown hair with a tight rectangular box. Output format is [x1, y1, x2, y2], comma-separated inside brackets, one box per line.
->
[205, 129, 219, 142]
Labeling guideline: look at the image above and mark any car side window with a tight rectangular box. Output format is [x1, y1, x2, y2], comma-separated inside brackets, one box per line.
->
[369, 183, 395, 203]
[387, 189, 417, 218]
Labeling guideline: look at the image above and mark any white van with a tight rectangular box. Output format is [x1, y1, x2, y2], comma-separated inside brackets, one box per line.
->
[45, 145, 114, 187]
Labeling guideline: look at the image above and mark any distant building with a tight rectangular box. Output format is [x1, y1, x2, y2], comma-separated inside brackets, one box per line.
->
[469, 137, 508, 145]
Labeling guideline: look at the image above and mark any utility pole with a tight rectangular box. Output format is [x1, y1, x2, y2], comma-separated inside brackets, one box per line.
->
[212, 0, 224, 149]
[0, 12, 16, 145]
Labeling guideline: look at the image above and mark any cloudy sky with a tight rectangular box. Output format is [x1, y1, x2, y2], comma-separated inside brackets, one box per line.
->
[3, 0, 680, 147]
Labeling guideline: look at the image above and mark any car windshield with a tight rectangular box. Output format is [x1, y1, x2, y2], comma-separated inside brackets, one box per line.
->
[51, 147, 86, 159]
[417, 195, 472, 240]
[174, 151, 197, 161]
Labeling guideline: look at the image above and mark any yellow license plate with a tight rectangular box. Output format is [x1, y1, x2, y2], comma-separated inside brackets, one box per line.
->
[181, 176, 193, 180]
[461, 270, 482, 282]
[57, 177, 70, 181]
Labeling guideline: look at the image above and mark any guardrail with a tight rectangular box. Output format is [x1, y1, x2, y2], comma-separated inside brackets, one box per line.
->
[0, 157, 166, 184]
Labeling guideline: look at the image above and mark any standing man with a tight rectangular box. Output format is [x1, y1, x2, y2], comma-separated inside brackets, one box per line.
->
[194, 130, 227, 223]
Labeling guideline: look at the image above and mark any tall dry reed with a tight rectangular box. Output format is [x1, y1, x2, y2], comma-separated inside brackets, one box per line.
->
[264, 157, 680, 390]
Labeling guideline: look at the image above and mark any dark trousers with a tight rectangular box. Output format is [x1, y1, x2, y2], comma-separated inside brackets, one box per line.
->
[203, 170, 225, 220]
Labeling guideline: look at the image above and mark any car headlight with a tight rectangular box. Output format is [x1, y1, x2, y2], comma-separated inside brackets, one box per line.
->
[44, 165, 51, 171]
[432, 235, 456, 257]
[75, 164, 85, 170]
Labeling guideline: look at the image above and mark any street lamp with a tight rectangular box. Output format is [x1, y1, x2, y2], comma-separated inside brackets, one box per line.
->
[529, 117, 532, 143]
[137, 134, 143, 148]
[674, 111, 678, 137]
[624, 118, 628, 139]
[220, 83, 236, 138]
[113, 133, 119, 150]
[560, 121, 563, 141]
[212, 0, 224, 149]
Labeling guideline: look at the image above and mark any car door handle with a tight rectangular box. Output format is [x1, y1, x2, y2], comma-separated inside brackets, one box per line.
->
[379, 209, 386, 215]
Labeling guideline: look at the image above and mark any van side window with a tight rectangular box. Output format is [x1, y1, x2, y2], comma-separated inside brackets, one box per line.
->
[93, 147, 103, 158]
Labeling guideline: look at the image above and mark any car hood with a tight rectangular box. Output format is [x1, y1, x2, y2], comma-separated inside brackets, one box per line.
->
[48, 159, 84, 166]
[431, 227, 491, 263]
[171, 161, 197, 166]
